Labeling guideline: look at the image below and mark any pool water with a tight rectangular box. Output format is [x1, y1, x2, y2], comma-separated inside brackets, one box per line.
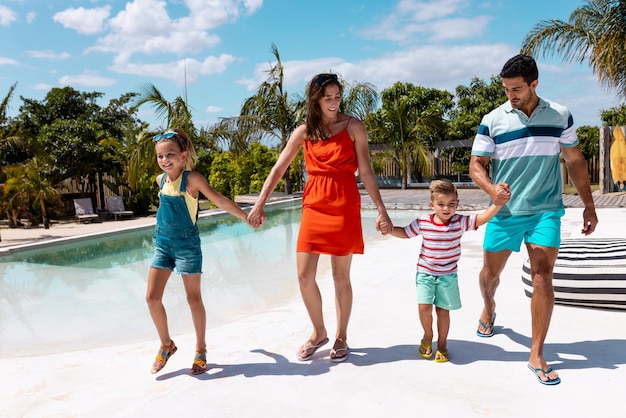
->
[0, 206, 420, 357]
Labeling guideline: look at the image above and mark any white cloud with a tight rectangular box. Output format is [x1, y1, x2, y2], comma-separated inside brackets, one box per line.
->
[26, 50, 71, 60]
[31, 83, 54, 91]
[362, 0, 490, 43]
[252, 43, 515, 97]
[0, 57, 19, 66]
[26, 12, 35, 24]
[180, 0, 264, 30]
[395, 0, 469, 21]
[206, 105, 223, 113]
[88, 0, 259, 59]
[243, 0, 263, 14]
[0, 5, 16, 26]
[59, 71, 117, 87]
[53, 6, 111, 35]
[108, 54, 236, 84]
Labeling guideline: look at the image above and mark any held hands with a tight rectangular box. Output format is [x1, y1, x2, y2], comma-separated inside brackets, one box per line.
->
[376, 212, 393, 235]
[492, 182, 511, 206]
[247, 204, 266, 229]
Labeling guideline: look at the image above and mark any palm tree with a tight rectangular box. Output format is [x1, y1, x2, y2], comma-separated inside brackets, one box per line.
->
[129, 84, 199, 190]
[341, 80, 379, 121]
[208, 115, 264, 158]
[2, 164, 29, 228]
[134, 83, 196, 134]
[521, 0, 626, 99]
[24, 158, 60, 229]
[1, 82, 17, 124]
[240, 43, 303, 193]
[367, 82, 449, 188]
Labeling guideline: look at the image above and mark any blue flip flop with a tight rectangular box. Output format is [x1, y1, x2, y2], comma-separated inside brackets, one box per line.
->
[476, 312, 496, 337]
[527, 364, 561, 385]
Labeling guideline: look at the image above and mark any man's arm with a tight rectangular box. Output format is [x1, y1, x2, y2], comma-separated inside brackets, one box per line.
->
[561, 146, 598, 235]
[469, 155, 511, 206]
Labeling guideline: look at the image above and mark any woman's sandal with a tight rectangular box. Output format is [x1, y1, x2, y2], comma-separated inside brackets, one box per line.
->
[191, 349, 207, 375]
[150, 340, 177, 374]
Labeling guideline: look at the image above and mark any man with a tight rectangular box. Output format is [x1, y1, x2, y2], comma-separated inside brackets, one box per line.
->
[470, 54, 598, 385]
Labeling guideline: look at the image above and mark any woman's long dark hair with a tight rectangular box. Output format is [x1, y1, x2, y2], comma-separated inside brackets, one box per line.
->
[305, 73, 343, 141]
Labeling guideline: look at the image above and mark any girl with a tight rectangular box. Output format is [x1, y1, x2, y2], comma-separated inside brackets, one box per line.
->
[147, 128, 250, 375]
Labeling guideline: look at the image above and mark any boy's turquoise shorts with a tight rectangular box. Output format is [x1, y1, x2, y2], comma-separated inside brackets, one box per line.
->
[483, 209, 565, 252]
[416, 272, 461, 310]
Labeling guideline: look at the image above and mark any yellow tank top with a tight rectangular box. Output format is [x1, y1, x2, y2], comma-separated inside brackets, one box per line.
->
[160, 172, 198, 224]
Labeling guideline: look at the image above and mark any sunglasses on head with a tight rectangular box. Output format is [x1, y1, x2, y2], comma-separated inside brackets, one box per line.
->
[153, 131, 178, 141]
[153, 131, 185, 149]
[314, 73, 338, 86]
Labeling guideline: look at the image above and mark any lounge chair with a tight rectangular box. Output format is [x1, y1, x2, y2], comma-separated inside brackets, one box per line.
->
[73, 198, 99, 223]
[106, 196, 134, 220]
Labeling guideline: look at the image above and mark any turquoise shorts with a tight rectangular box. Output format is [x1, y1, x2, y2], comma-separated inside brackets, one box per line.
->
[416, 272, 461, 310]
[483, 209, 565, 252]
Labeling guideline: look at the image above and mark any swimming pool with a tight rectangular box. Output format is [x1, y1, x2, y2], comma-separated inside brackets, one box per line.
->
[0, 203, 420, 357]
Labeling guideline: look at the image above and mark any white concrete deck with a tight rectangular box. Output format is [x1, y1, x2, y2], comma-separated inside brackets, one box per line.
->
[0, 206, 624, 417]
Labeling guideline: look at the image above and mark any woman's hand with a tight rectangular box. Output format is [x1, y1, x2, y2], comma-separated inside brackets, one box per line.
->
[247, 204, 266, 228]
[375, 212, 393, 235]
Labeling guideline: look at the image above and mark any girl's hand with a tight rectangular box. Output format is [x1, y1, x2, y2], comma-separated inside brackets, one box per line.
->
[247, 205, 266, 228]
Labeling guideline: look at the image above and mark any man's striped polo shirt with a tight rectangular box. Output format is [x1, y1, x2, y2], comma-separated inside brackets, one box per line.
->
[471, 97, 579, 217]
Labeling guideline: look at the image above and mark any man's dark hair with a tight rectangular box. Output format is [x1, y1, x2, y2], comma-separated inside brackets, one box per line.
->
[499, 54, 538, 85]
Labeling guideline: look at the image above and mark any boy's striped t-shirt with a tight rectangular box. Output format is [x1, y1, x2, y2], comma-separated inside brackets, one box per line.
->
[403, 213, 477, 275]
[471, 97, 578, 216]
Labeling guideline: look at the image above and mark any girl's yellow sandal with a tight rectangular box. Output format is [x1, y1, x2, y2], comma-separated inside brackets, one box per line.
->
[191, 349, 207, 375]
[150, 340, 177, 374]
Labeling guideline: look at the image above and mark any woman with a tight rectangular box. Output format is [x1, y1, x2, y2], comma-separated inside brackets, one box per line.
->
[248, 73, 392, 362]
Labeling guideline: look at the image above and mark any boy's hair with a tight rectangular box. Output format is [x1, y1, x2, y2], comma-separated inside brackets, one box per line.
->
[429, 179, 458, 201]
[499, 54, 538, 85]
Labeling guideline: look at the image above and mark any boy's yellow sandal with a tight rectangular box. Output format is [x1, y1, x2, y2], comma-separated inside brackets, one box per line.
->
[435, 350, 449, 363]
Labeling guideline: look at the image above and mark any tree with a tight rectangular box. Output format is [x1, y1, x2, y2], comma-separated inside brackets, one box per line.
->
[341, 80, 379, 121]
[130, 84, 202, 213]
[442, 76, 507, 176]
[521, 0, 626, 99]
[601, 104, 626, 126]
[208, 115, 264, 158]
[134, 83, 195, 134]
[448, 76, 507, 141]
[23, 157, 61, 229]
[240, 43, 303, 194]
[576, 125, 600, 161]
[1, 164, 30, 227]
[0, 82, 30, 167]
[367, 82, 452, 188]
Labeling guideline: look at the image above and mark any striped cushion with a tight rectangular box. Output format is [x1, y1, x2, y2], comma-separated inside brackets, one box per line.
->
[522, 238, 626, 310]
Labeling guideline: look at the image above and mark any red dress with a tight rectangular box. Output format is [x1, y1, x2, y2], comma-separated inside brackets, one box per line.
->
[296, 120, 364, 255]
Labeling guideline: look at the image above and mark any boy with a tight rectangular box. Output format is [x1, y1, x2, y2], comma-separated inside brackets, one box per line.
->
[386, 180, 508, 362]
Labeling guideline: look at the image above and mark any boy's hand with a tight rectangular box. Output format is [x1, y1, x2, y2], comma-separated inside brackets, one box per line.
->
[493, 182, 511, 206]
[376, 215, 393, 235]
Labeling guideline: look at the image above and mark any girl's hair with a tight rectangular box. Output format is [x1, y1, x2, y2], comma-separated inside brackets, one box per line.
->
[429, 179, 457, 200]
[305, 73, 343, 141]
[153, 128, 197, 170]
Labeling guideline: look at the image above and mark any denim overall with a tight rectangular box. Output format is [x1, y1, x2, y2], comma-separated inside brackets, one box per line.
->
[151, 171, 202, 274]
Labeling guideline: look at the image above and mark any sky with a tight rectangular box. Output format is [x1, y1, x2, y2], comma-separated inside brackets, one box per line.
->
[1, 0, 624, 132]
